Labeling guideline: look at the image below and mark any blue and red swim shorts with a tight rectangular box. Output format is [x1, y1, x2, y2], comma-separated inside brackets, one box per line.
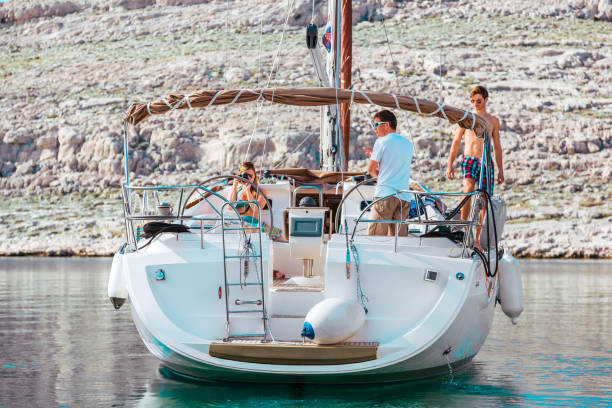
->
[462, 155, 494, 192]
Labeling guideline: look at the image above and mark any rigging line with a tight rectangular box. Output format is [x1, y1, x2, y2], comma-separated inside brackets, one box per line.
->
[255, 0, 266, 174]
[377, 1, 418, 161]
[246, 0, 296, 163]
[247, 26, 266, 162]
[258, 129, 268, 176]
[221, 0, 231, 146]
[348, 26, 378, 152]
[356, 102, 375, 132]
[264, 0, 295, 88]
[437, 0, 445, 180]
[257, 1, 264, 89]
[273, 131, 316, 169]
[258, 88, 278, 173]
[349, 56, 382, 166]
[311, 0, 316, 24]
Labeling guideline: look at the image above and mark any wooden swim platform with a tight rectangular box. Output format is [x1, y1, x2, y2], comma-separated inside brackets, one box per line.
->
[209, 340, 378, 365]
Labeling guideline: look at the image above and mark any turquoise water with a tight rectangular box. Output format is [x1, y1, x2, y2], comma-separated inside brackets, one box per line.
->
[0, 258, 610, 407]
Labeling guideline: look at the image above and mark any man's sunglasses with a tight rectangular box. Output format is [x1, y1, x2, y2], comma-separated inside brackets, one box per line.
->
[373, 121, 388, 128]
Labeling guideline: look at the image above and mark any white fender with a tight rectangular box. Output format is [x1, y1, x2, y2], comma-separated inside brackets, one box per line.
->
[301, 298, 366, 344]
[108, 250, 128, 309]
[498, 251, 524, 324]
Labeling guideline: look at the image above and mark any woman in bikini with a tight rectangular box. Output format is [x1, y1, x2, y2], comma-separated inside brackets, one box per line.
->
[227, 161, 281, 239]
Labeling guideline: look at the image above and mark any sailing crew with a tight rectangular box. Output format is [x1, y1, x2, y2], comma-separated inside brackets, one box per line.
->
[362, 110, 414, 236]
[445, 85, 504, 222]
[227, 161, 281, 239]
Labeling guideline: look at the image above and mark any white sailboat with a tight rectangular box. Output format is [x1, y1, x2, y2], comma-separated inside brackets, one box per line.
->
[107, 1, 524, 384]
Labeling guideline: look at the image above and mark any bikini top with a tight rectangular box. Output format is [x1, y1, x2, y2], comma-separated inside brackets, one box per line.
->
[234, 185, 260, 214]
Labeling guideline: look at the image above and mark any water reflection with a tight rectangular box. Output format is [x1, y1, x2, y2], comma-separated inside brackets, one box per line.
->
[134, 363, 526, 408]
[0, 258, 611, 407]
[0, 258, 158, 407]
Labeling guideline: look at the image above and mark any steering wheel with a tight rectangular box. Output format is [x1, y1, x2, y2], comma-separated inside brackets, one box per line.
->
[334, 177, 378, 232]
[180, 174, 275, 238]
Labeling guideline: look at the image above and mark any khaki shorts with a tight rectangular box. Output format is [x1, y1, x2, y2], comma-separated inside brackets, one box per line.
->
[367, 196, 411, 236]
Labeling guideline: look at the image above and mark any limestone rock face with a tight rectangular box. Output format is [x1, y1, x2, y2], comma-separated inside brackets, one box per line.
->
[0, 0, 609, 257]
[223, 67, 250, 85]
[156, 0, 211, 5]
[58, 127, 83, 147]
[36, 135, 58, 150]
[598, 0, 612, 19]
[39, 149, 58, 162]
[0, 1, 83, 25]
[1, 162, 16, 177]
[112, 0, 155, 10]
[14, 160, 36, 176]
[3, 128, 32, 145]
[423, 56, 448, 76]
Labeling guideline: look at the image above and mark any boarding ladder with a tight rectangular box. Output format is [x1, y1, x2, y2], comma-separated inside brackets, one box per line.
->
[220, 201, 268, 340]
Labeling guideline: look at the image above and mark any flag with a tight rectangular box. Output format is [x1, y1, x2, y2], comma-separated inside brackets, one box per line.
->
[322, 18, 332, 52]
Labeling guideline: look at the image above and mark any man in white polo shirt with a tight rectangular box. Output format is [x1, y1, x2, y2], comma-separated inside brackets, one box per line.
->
[362, 110, 413, 236]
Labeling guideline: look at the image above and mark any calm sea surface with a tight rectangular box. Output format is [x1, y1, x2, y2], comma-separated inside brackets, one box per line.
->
[0, 258, 610, 407]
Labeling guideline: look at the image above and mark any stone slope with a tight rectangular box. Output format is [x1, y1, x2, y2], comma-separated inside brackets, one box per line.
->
[0, 0, 610, 257]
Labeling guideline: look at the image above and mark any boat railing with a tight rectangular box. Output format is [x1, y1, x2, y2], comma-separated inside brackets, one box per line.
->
[292, 185, 324, 206]
[120, 181, 268, 251]
[340, 187, 482, 253]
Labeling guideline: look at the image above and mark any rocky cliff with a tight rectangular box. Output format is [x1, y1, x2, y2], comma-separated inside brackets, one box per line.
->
[0, 0, 610, 257]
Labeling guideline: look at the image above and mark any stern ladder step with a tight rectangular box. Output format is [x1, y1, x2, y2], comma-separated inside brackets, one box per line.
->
[234, 299, 262, 305]
[226, 282, 263, 286]
[221, 200, 269, 340]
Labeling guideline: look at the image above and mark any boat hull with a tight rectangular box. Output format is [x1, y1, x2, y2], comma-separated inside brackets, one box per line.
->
[159, 358, 474, 384]
[123, 233, 498, 384]
[133, 309, 475, 384]
[129, 276, 495, 383]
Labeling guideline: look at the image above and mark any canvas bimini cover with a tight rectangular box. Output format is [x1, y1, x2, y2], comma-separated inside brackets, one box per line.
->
[123, 87, 492, 137]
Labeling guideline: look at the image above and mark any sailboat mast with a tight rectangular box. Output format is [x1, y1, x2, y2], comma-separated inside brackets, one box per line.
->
[318, 0, 346, 172]
[340, 0, 351, 171]
[319, 0, 340, 171]
[332, 0, 342, 171]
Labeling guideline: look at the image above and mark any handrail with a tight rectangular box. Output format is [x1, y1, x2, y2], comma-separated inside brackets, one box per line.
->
[334, 177, 378, 231]
[292, 185, 323, 207]
[181, 174, 274, 237]
[124, 183, 229, 218]
[121, 183, 247, 251]
[349, 189, 481, 242]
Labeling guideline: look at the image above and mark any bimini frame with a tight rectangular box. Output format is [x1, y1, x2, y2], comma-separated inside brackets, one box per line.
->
[121, 87, 493, 185]
[120, 87, 496, 254]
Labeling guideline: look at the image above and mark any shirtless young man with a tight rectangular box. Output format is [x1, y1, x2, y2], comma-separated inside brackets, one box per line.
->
[446, 85, 504, 223]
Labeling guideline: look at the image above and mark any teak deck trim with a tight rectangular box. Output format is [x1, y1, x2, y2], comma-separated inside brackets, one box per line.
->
[209, 342, 378, 365]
